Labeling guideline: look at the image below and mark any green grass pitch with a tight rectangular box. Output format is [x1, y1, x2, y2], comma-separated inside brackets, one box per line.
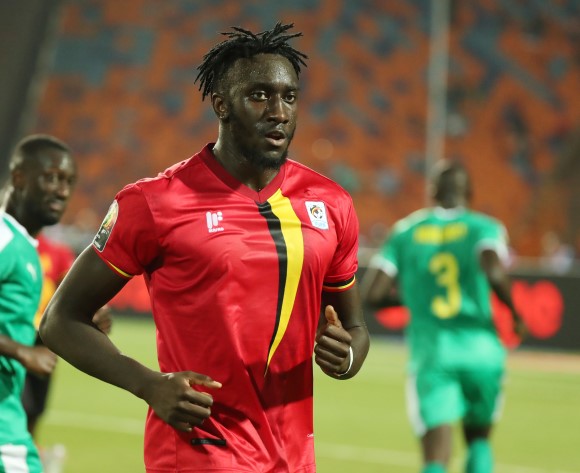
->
[36, 317, 580, 472]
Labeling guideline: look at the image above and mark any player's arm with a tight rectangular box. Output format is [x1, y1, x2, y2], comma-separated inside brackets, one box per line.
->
[314, 283, 370, 380]
[360, 227, 402, 309]
[40, 246, 150, 390]
[0, 245, 57, 375]
[0, 334, 56, 376]
[57, 243, 113, 334]
[40, 246, 221, 432]
[479, 249, 526, 338]
[359, 266, 398, 309]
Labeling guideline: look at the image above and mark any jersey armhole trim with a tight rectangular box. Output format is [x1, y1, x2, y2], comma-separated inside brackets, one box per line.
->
[92, 246, 134, 279]
[476, 239, 509, 264]
[322, 275, 355, 292]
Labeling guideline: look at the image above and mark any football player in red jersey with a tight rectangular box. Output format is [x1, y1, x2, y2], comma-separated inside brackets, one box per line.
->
[41, 24, 370, 473]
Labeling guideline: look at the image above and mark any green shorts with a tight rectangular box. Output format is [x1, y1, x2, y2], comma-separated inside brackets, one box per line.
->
[406, 366, 505, 436]
[0, 439, 43, 473]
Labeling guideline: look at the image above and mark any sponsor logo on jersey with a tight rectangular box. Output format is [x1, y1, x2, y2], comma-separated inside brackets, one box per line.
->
[305, 201, 328, 230]
[413, 222, 468, 244]
[94, 200, 119, 252]
[206, 211, 224, 233]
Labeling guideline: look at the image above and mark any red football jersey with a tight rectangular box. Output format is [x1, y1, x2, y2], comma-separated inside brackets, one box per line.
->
[93, 144, 359, 473]
[35, 234, 75, 328]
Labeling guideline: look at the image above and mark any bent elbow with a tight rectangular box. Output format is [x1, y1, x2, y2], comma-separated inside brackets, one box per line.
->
[38, 306, 56, 347]
[364, 295, 382, 309]
[38, 313, 49, 345]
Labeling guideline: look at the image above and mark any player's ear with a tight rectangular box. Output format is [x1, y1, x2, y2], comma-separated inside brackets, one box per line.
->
[211, 93, 229, 121]
[10, 168, 25, 190]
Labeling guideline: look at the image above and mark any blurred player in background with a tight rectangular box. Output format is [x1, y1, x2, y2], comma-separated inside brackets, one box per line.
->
[6, 134, 112, 472]
[0, 136, 57, 473]
[40, 23, 369, 473]
[361, 160, 525, 473]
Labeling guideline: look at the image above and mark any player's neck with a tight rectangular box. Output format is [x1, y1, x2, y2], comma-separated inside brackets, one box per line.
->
[435, 198, 467, 209]
[6, 208, 41, 237]
[211, 142, 279, 192]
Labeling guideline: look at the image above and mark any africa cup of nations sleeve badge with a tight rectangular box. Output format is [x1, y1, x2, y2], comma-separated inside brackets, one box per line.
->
[305, 201, 329, 230]
[94, 200, 119, 252]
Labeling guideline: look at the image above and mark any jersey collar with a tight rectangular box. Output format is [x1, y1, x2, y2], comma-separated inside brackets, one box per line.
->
[199, 143, 286, 202]
[433, 206, 466, 220]
[2, 212, 39, 247]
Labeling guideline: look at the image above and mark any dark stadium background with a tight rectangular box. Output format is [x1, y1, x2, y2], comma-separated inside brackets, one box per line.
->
[2, 0, 579, 252]
[3, 0, 577, 351]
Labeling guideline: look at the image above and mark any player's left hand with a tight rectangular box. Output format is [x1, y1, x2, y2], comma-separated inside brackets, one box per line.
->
[314, 305, 352, 377]
[92, 305, 113, 335]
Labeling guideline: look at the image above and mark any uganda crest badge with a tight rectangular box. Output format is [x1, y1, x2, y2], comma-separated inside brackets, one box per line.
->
[305, 201, 329, 230]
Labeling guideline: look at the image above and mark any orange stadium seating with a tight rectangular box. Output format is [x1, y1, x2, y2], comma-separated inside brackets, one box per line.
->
[34, 0, 580, 257]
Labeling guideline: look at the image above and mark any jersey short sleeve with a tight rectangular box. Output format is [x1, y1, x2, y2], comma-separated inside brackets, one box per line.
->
[0, 224, 15, 281]
[371, 222, 405, 277]
[92, 184, 160, 277]
[322, 196, 359, 291]
[474, 217, 509, 262]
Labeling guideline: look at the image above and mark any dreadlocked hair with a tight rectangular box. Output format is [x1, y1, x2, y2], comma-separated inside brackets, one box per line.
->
[195, 22, 308, 101]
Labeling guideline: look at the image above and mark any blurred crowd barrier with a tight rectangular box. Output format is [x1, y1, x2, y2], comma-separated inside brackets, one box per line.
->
[363, 266, 579, 352]
[107, 266, 579, 352]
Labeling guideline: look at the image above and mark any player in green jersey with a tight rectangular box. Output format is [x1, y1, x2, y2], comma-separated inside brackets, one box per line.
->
[0, 136, 62, 473]
[361, 160, 525, 473]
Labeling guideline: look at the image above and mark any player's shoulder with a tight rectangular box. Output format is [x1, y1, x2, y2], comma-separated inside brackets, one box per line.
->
[391, 208, 432, 235]
[0, 214, 15, 252]
[465, 209, 505, 230]
[117, 153, 203, 199]
[158, 152, 207, 181]
[0, 214, 34, 249]
[285, 159, 353, 200]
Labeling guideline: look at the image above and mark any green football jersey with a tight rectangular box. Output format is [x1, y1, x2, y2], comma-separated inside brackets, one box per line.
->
[373, 207, 508, 370]
[0, 213, 42, 444]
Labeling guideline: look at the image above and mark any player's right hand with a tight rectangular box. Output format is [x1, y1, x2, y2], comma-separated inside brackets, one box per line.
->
[143, 371, 222, 432]
[19, 345, 57, 376]
[92, 304, 113, 334]
[512, 310, 528, 340]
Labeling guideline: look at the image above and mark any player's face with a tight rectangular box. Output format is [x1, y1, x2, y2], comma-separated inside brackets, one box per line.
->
[431, 164, 471, 206]
[19, 148, 77, 227]
[223, 54, 298, 170]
